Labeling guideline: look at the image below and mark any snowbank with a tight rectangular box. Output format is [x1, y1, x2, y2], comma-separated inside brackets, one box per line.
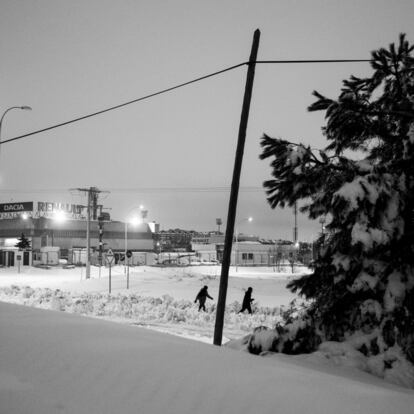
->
[0, 284, 284, 342]
[226, 326, 414, 389]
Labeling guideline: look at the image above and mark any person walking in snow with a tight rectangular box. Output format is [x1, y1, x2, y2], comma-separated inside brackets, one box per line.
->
[194, 285, 213, 311]
[238, 287, 254, 314]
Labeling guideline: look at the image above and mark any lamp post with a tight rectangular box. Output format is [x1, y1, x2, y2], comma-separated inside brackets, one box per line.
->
[235, 216, 253, 272]
[0, 106, 32, 157]
[156, 241, 162, 264]
[17, 212, 30, 273]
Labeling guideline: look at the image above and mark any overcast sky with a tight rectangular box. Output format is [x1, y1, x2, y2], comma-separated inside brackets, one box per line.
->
[1, 0, 413, 241]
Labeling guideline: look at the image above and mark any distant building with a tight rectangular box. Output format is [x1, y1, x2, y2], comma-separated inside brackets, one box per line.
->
[0, 201, 155, 267]
[155, 229, 225, 252]
[191, 232, 225, 245]
[0, 201, 314, 268]
[191, 237, 313, 267]
[155, 229, 193, 252]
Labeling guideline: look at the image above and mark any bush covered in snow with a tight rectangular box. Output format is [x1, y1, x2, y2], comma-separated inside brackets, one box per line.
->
[229, 301, 414, 388]
[257, 35, 414, 386]
[0, 285, 284, 341]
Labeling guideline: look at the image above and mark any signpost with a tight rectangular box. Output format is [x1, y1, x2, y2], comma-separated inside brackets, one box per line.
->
[105, 249, 114, 294]
[16, 254, 21, 274]
[126, 250, 132, 289]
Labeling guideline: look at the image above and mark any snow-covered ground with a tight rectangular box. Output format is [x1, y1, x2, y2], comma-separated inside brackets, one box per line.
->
[1, 300, 414, 414]
[0, 264, 303, 343]
[1, 264, 414, 414]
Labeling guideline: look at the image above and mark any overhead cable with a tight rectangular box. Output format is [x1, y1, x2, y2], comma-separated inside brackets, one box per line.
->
[0, 186, 264, 194]
[256, 59, 371, 64]
[1, 62, 246, 146]
[2, 58, 372, 146]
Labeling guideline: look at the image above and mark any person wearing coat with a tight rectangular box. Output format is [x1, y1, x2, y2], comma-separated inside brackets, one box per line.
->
[194, 285, 213, 311]
[238, 287, 254, 314]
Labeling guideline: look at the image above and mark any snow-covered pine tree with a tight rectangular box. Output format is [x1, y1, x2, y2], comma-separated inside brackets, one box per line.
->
[15, 233, 31, 250]
[259, 34, 414, 363]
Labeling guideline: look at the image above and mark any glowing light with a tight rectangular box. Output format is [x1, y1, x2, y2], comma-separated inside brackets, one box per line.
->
[21, 212, 29, 220]
[53, 210, 67, 223]
[5, 238, 19, 247]
[129, 216, 141, 226]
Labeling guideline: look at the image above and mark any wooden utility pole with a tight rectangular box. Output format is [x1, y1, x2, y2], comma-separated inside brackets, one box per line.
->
[86, 189, 91, 279]
[213, 29, 260, 346]
[71, 186, 106, 279]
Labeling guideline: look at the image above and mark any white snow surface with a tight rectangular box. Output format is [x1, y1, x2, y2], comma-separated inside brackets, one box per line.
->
[0, 265, 301, 342]
[334, 176, 377, 211]
[1, 265, 414, 413]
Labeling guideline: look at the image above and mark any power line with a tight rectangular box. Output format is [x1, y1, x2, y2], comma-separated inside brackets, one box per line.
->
[1, 62, 246, 146]
[106, 186, 264, 193]
[1, 58, 372, 146]
[0, 186, 264, 194]
[256, 59, 371, 64]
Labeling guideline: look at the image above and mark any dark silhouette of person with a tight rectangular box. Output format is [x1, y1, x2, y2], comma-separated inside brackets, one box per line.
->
[238, 287, 254, 314]
[194, 285, 213, 311]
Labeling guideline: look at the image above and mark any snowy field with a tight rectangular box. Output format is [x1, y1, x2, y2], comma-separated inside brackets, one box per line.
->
[0, 264, 303, 342]
[1, 264, 414, 414]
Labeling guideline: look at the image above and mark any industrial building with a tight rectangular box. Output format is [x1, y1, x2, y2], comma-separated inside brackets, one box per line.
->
[0, 201, 155, 267]
[191, 234, 313, 267]
[0, 201, 313, 269]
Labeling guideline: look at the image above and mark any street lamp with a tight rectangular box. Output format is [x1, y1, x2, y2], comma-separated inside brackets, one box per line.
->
[156, 240, 163, 265]
[0, 106, 32, 157]
[235, 216, 253, 272]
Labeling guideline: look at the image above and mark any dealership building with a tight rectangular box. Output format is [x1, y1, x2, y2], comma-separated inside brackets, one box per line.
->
[0, 201, 156, 267]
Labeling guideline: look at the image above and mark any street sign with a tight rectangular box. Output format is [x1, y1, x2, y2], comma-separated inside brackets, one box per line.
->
[106, 249, 114, 265]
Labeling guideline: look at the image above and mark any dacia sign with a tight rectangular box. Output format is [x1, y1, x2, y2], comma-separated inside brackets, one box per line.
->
[0, 202, 33, 213]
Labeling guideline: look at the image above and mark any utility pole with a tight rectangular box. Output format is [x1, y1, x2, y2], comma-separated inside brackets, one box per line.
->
[86, 189, 91, 279]
[213, 29, 260, 346]
[71, 186, 107, 279]
[91, 190, 99, 220]
[293, 201, 298, 244]
[98, 214, 104, 271]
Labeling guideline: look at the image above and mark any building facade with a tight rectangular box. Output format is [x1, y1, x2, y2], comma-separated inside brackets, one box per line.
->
[0, 201, 155, 267]
[192, 239, 313, 267]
